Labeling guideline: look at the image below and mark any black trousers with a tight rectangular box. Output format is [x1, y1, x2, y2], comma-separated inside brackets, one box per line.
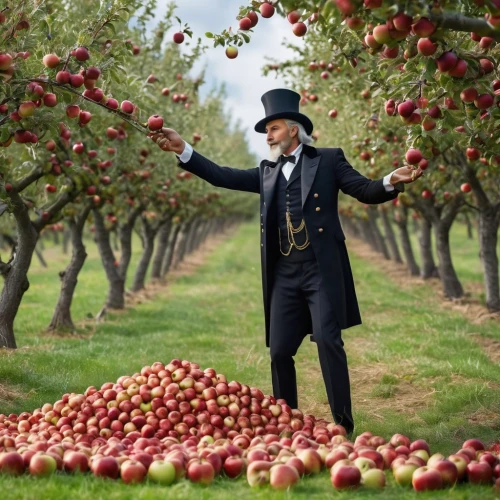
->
[269, 257, 354, 434]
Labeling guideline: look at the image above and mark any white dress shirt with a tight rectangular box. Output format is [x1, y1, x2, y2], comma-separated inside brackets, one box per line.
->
[176, 141, 396, 192]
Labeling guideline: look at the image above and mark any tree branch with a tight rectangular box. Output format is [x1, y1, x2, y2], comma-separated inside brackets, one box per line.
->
[14, 164, 45, 193]
[32, 188, 79, 233]
[431, 12, 500, 42]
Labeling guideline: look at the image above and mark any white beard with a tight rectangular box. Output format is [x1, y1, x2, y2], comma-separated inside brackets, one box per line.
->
[268, 137, 292, 162]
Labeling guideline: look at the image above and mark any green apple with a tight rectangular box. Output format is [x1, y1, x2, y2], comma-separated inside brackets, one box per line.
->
[147, 460, 176, 485]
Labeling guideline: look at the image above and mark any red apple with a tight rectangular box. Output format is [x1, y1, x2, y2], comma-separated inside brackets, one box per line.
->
[63, 451, 89, 473]
[239, 17, 252, 31]
[259, 2, 275, 18]
[148, 115, 164, 131]
[247, 460, 272, 486]
[173, 32, 184, 44]
[120, 459, 147, 484]
[269, 463, 299, 490]
[187, 459, 215, 485]
[292, 22, 307, 37]
[0, 451, 25, 475]
[331, 463, 361, 489]
[412, 466, 443, 491]
[92, 456, 120, 479]
[466, 462, 493, 484]
[29, 453, 57, 477]
[431, 459, 458, 486]
[121, 100, 134, 114]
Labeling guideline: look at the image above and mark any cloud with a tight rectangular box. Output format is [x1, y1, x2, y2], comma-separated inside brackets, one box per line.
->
[153, 1, 306, 163]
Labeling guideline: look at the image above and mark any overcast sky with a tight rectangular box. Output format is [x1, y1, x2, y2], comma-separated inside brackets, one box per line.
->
[154, 1, 305, 163]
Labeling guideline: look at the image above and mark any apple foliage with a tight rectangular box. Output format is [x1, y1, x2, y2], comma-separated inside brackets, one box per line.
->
[0, 0, 257, 348]
[196, 0, 500, 311]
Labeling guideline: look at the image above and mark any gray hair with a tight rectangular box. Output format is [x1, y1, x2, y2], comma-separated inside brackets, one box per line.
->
[284, 119, 314, 145]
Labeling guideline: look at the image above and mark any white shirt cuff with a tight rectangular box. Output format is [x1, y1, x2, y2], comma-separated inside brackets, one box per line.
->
[383, 171, 396, 192]
[176, 141, 193, 163]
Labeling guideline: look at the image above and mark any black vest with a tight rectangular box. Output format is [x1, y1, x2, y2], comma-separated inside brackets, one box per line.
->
[276, 155, 315, 262]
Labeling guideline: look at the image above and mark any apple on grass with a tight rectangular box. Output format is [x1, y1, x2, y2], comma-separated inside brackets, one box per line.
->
[63, 451, 89, 473]
[269, 464, 299, 490]
[120, 459, 147, 484]
[362, 468, 386, 488]
[393, 463, 419, 486]
[148, 460, 176, 485]
[186, 459, 215, 485]
[353, 456, 376, 473]
[223, 456, 246, 478]
[331, 463, 361, 489]
[466, 462, 493, 484]
[431, 459, 458, 486]
[412, 466, 443, 491]
[92, 456, 120, 479]
[29, 452, 57, 477]
[295, 448, 322, 474]
[0, 451, 25, 475]
[247, 460, 272, 487]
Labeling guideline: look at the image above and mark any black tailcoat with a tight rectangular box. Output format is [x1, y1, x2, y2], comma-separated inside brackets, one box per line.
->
[178, 144, 402, 346]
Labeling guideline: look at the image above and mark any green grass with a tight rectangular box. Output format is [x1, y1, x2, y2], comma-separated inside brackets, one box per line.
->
[0, 221, 499, 499]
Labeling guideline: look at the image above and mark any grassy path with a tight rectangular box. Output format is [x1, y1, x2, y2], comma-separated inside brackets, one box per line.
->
[0, 221, 499, 499]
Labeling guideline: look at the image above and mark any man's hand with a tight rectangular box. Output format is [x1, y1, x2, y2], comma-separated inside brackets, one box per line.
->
[390, 165, 424, 185]
[148, 127, 185, 155]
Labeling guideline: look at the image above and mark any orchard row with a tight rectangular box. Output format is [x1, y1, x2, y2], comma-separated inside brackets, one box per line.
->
[0, 1, 256, 349]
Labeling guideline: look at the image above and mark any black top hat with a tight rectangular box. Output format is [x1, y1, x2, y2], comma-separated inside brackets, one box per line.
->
[254, 88, 313, 135]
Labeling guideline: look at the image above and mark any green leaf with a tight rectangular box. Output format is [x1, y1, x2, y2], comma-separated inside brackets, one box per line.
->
[240, 33, 250, 43]
[205, 32, 214, 38]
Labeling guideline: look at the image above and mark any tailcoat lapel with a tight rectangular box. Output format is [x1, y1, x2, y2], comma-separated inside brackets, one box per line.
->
[301, 145, 321, 208]
[262, 160, 282, 209]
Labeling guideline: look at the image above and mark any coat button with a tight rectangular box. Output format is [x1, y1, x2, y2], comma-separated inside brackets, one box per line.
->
[264, 202, 266, 207]
[318, 228, 323, 233]
[261, 229, 264, 233]
[316, 207, 321, 212]
[314, 193, 319, 198]
[261, 243, 263, 247]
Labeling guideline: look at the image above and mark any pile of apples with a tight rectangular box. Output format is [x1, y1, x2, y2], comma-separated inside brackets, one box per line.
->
[0, 359, 499, 492]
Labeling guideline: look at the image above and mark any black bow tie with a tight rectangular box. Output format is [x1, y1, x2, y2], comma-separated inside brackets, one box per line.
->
[277, 154, 296, 165]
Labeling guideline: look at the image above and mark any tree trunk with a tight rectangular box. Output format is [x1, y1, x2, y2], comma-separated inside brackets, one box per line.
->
[47, 203, 92, 332]
[419, 218, 439, 279]
[130, 216, 159, 293]
[379, 207, 403, 263]
[368, 207, 390, 259]
[359, 218, 377, 250]
[0, 193, 39, 349]
[161, 223, 181, 278]
[92, 209, 125, 310]
[434, 221, 464, 299]
[34, 246, 48, 268]
[394, 207, 420, 276]
[151, 219, 172, 280]
[478, 207, 500, 312]
[464, 212, 474, 240]
[173, 222, 192, 268]
[62, 229, 70, 254]
[186, 217, 200, 255]
[117, 206, 142, 284]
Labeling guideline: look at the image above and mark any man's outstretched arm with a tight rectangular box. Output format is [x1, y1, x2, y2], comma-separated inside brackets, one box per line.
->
[150, 128, 260, 194]
[334, 148, 423, 204]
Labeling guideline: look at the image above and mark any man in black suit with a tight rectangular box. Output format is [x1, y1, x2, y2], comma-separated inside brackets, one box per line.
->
[150, 88, 423, 435]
